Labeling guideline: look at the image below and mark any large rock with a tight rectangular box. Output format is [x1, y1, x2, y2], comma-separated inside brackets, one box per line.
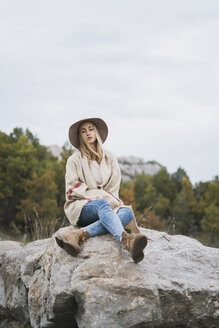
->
[0, 228, 218, 328]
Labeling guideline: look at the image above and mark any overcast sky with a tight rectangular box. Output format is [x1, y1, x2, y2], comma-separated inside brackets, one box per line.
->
[0, 0, 219, 184]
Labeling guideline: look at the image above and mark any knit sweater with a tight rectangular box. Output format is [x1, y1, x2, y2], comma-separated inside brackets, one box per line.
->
[64, 148, 140, 234]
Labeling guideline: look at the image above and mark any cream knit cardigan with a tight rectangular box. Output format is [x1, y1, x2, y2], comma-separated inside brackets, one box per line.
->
[64, 148, 140, 233]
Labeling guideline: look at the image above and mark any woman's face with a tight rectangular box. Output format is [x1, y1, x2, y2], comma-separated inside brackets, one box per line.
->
[79, 122, 97, 145]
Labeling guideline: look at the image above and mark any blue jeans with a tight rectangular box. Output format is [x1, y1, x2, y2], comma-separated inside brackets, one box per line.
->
[77, 199, 134, 241]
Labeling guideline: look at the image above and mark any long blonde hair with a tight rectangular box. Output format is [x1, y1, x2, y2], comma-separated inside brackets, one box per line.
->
[79, 123, 103, 164]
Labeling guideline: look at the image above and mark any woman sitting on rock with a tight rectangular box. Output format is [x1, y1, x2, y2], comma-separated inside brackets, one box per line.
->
[55, 117, 147, 263]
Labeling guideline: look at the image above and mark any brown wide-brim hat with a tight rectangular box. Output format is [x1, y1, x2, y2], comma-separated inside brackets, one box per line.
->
[69, 117, 108, 149]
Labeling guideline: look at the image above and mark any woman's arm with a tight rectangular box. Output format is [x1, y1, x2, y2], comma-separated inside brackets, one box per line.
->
[103, 152, 123, 206]
[65, 157, 90, 200]
[104, 152, 121, 197]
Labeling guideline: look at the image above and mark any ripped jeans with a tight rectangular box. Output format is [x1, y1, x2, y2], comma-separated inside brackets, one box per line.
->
[77, 199, 134, 241]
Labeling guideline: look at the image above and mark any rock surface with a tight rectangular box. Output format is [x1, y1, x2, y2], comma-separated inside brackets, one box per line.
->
[0, 228, 219, 328]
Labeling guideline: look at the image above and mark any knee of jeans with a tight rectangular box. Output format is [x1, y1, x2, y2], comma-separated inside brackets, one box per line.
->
[95, 198, 110, 209]
[122, 208, 134, 224]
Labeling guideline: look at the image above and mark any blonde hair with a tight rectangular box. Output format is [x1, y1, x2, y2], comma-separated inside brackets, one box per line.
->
[79, 122, 103, 164]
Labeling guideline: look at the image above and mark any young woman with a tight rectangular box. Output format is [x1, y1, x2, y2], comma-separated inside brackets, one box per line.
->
[55, 118, 147, 263]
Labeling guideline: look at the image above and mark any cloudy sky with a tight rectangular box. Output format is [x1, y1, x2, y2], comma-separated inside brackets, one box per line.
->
[0, 0, 219, 184]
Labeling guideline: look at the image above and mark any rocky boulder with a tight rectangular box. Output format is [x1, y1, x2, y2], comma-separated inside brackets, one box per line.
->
[0, 228, 219, 328]
[118, 157, 161, 181]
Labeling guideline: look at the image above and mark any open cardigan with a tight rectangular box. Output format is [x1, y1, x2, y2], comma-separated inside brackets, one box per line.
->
[64, 148, 140, 233]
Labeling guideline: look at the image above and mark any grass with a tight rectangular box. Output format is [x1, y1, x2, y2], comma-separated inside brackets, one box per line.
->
[0, 216, 69, 243]
[189, 230, 219, 248]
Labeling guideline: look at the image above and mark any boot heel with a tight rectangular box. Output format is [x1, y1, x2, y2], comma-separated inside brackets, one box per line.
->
[121, 231, 147, 263]
[131, 234, 147, 263]
[55, 237, 63, 248]
[55, 232, 81, 256]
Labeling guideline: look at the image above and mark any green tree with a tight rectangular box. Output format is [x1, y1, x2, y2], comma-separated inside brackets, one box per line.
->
[201, 179, 219, 232]
[202, 204, 219, 232]
[144, 183, 157, 208]
[0, 128, 63, 231]
[172, 177, 199, 234]
[153, 167, 176, 202]
[16, 170, 59, 224]
[134, 173, 153, 212]
[120, 180, 137, 211]
[171, 167, 188, 193]
[193, 181, 211, 230]
[154, 194, 170, 219]
[0, 131, 37, 226]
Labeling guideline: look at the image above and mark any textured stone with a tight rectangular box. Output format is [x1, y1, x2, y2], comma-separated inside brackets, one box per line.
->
[0, 228, 219, 328]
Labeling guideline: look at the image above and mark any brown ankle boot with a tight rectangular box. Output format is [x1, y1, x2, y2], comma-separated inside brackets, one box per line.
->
[121, 231, 147, 263]
[55, 229, 90, 256]
[124, 216, 140, 234]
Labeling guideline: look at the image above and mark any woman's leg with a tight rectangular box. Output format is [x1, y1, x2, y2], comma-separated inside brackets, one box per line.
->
[77, 200, 108, 236]
[78, 205, 134, 237]
[78, 199, 134, 241]
[57, 199, 147, 263]
[117, 207, 134, 226]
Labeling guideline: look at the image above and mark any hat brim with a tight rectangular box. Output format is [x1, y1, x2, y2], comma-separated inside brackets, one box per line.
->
[69, 117, 108, 149]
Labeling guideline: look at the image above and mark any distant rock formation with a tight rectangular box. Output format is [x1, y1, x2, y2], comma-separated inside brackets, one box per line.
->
[118, 156, 162, 181]
[0, 228, 218, 328]
[46, 146, 161, 180]
[47, 145, 62, 161]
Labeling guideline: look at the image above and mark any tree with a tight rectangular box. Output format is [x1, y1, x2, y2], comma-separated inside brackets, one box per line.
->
[0, 128, 63, 231]
[172, 177, 199, 234]
[201, 179, 219, 233]
[201, 204, 219, 233]
[144, 183, 157, 209]
[0, 131, 37, 226]
[153, 167, 176, 202]
[203, 179, 219, 205]
[171, 167, 188, 193]
[134, 173, 153, 212]
[154, 194, 170, 219]
[120, 180, 137, 211]
[194, 181, 210, 201]
[16, 170, 59, 224]
[10, 127, 40, 147]
[136, 208, 165, 231]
